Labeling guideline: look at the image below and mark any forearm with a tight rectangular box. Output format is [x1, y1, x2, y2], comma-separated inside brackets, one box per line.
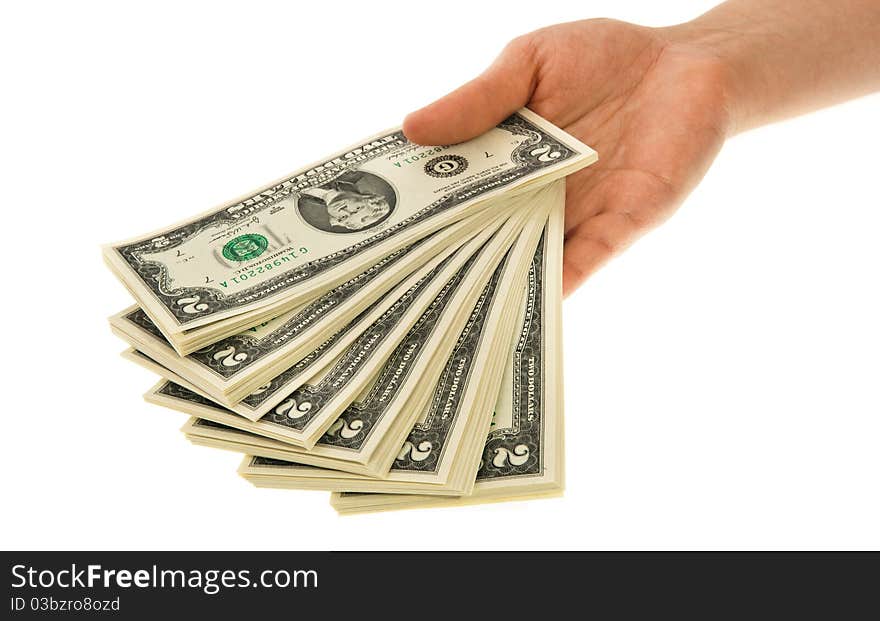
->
[664, 0, 880, 134]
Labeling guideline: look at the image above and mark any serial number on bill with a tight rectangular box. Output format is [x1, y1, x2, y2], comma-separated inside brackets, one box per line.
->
[391, 146, 449, 166]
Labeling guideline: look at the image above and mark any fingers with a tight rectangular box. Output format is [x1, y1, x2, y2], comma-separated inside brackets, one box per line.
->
[403, 36, 540, 145]
[562, 235, 614, 297]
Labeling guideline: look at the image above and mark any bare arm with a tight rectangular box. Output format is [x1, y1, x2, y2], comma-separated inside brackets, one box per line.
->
[668, 0, 880, 133]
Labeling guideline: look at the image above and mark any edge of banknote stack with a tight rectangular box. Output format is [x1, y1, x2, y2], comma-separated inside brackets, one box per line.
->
[104, 108, 596, 514]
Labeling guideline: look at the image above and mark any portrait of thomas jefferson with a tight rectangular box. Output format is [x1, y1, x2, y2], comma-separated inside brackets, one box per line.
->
[297, 171, 397, 234]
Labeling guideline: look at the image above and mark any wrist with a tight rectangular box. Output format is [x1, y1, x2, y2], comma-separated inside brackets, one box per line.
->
[658, 21, 758, 135]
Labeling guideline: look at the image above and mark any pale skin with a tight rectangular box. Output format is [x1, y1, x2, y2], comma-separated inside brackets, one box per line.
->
[403, 0, 880, 296]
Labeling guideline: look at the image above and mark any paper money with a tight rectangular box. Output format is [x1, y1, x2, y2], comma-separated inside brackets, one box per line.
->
[184, 202, 563, 505]
[328, 198, 565, 512]
[104, 109, 596, 354]
[107, 108, 594, 515]
[172, 184, 560, 499]
[110, 191, 540, 408]
[143, 193, 539, 453]
[111, 209, 506, 415]
[235, 184, 561, 494]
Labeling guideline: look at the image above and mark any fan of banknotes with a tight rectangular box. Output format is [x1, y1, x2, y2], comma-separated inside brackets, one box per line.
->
[104, 109, 597, 514]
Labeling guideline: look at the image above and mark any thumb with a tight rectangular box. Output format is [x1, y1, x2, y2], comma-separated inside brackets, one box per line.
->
[403, 36, 539, 145]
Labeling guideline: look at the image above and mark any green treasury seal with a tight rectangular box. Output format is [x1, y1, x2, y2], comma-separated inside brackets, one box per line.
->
[222, 234, 269, 262]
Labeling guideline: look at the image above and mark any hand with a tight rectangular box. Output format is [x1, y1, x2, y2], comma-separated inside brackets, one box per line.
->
[404, 19, 733, 296]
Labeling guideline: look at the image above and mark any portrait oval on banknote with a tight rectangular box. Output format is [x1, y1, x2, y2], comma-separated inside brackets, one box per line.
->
[296, 171, 397, 234]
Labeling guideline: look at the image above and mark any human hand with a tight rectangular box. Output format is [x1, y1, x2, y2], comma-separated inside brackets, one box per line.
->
[404, 19, 733, 295]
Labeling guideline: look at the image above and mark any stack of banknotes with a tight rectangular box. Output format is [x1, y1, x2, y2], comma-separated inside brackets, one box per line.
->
[104, 109, 597, 514]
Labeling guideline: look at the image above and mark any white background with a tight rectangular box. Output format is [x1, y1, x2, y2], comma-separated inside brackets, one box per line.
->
[1, 1, 877, 550]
